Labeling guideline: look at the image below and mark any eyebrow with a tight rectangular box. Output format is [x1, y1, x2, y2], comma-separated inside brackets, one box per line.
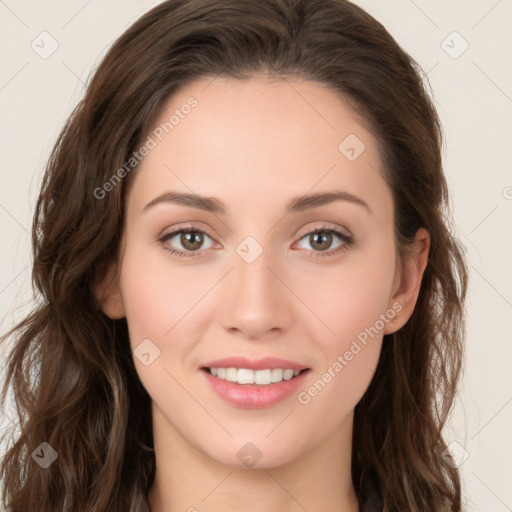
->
[143, 190, 372, 215]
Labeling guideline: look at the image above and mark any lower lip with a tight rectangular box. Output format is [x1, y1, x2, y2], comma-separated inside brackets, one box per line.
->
[200, 369, 310, 409]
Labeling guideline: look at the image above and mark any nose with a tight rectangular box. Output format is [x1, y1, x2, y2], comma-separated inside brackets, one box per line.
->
[219, 244, 293, 341]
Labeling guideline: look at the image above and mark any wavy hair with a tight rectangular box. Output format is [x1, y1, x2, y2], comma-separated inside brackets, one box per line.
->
[1, 0, 468, 510]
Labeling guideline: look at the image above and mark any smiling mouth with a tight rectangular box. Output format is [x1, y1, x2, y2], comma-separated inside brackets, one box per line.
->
[201, 367, 309, 386]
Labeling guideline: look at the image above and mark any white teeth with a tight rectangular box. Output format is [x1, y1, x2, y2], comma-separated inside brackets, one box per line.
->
[270, 368, 283, 383]
[254, 369, 272, 385]
[237, 368, 254, 384]
[283, 369, 294, 380]
[208, 367, 303, 385]
[226, 367, 238, 382]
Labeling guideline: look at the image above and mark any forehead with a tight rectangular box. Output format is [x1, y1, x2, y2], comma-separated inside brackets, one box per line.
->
[126, 76, 392, 220]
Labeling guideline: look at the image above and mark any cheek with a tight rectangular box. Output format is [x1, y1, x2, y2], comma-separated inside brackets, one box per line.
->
[293, 240, 395, 409]
[120, 246, 215, 398]
[296, 337, 382, 432]
[298, 241, 396, 350]
[117, 245, 213, 365]
[117, 249, 211, 418]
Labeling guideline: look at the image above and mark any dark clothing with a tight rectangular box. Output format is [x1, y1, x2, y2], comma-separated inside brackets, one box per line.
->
[361, 485, 384, 511]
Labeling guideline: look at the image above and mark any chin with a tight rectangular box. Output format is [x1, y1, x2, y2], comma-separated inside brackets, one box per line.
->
[195, 434, 301, 470]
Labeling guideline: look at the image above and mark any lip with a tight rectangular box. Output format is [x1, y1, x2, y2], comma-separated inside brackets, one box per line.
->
[200, 367, 311, 409]
[200, 356, 309, 371]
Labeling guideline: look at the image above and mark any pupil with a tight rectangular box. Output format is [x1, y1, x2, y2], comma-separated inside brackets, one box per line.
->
[182, 231, 203, 250]
[312, 232, 331, 251]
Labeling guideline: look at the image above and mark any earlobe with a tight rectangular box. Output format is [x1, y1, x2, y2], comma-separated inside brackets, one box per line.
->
[384, 228, 430, 334]
[93, 261, 126, 319]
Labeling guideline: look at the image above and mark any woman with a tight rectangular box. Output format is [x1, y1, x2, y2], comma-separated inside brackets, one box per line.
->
[0, 0, 468, 510]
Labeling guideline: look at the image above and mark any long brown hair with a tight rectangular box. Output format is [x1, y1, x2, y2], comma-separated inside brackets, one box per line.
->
[0, 0, 468, 510]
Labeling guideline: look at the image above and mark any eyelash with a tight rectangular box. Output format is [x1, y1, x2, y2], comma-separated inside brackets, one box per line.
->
[158, 224, 354, 260]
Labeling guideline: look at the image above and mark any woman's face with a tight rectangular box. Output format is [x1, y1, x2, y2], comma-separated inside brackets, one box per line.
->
[99, 76, 419, 468]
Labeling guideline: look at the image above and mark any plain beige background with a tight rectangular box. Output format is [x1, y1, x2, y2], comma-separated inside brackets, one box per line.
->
[1, 1, 511, 510]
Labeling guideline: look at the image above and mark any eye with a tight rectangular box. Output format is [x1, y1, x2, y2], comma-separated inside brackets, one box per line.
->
[158, 224, 354, 259]
[158, 226, 214, 258]
[294, 225, 354, 259]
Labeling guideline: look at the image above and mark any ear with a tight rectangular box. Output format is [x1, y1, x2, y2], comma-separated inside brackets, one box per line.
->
[384, 227, 430, 334]
[93, 261, 126, 319]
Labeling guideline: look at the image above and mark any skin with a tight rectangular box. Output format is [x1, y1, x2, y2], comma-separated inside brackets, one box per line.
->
[95, 76, 429, 512]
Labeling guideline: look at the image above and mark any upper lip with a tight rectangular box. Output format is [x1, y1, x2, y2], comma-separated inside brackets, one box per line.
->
[200, 356, 309, 371]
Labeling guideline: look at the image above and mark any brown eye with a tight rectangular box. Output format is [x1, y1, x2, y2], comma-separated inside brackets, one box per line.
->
[180, 230, 205, 251]
[159, 228, 214, 258]
[295, 226, 354, 259]
[309, 231, 334, 251]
